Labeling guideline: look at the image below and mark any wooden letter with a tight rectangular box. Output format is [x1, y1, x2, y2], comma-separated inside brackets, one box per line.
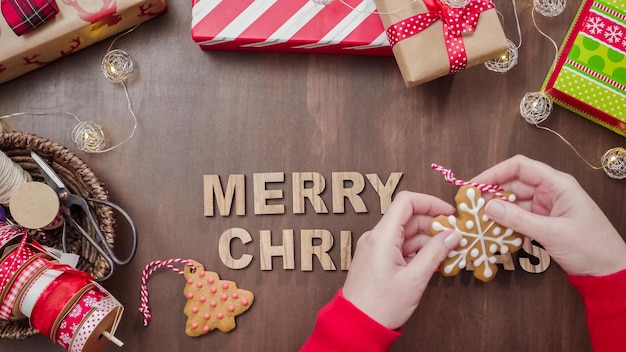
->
[253, 172, 285, 215]
[331, 172, 367, 214]
[259, 229, 295, 270]
[203, 174, 245, 216]
[301, 229, 337, 271]
[340, 230, 352, 271]
[519, 237, 551, 273]
[218, 228, 253, 269]
[292, 172, 329, 214]
[366, 173, 403, 214]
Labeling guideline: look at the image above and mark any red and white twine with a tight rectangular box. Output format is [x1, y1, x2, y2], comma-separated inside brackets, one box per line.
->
[431, 163, 514, 202]
[139, 258, 194, 326]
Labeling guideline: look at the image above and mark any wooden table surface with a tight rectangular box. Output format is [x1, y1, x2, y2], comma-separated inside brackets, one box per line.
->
[1, 0, 624, 351]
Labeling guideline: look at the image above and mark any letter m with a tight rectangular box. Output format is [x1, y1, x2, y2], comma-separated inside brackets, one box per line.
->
[203, 174, 245, 216]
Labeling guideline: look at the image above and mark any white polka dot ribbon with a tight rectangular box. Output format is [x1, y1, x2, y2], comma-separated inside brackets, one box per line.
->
[386, 0, 495, 73]
[69, 292, 123, 352]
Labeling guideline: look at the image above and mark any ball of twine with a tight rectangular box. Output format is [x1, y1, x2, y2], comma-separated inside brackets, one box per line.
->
[601, 147, 626, 179]
[485, 40, 519, 73]
[309, 0, 333, 4]
[520, 92, 553, 125]
[0, 151, 31, 204]
[101, 49, 134, 83]
[441, 0, 471, 7]
[72, 121, 106, 153]
[534, 0, 566, 17]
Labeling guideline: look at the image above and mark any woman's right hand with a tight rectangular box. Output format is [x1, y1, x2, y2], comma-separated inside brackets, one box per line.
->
[471, 155, 626, 277]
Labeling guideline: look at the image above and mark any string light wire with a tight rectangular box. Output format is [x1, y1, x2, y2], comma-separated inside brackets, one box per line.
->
[0, 25, 141, 153]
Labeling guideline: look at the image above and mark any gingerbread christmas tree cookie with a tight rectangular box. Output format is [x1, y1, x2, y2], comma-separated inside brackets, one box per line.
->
[182, 260, 254, 336]
[430, 185, 524, 282]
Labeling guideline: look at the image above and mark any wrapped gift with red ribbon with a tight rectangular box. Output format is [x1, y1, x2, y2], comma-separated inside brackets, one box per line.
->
[0, 0, 168, 85]
[374, 0, 508, 87]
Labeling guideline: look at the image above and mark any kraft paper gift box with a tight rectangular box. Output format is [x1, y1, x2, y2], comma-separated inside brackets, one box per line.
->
[191, 0, 392, 56]
[543, 0, 626, 137]
[373, 0, 508, 87]
[0, 0, 167, 85]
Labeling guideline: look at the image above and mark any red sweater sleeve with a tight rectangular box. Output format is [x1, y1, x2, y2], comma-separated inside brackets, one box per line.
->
[300, 289, 401, 352]
[568, 269, 626, 352]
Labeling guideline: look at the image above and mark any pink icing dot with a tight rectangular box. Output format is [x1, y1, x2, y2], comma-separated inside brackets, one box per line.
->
[199, 271, 205, 277]
[217, 313, 224, 319]
[196, 282, 203, 289]
[231, 292, 238, 299]
[241, 299, 249, 306]
[210, 301, 217, 308]
[207, 277, 215, 284]
[191, 322, 198, 329]
[210, 287, 217, 294]
[222, 283, 229, 290]
[204, 313, 210, 320]
[192, 307, 199, 313]
[220, 294, 228, 301]
[187, 279, 194, 285]
[186, 292, 194, 299]
[203, 325, 210, 333]
[227, 305, 235, 312]
[199, 296, 206, 303]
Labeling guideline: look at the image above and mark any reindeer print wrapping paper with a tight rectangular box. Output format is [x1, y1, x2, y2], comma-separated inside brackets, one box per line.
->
[0, 0, 167, 84]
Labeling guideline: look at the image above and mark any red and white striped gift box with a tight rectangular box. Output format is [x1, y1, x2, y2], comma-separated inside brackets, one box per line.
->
[191, 0, 392, 56]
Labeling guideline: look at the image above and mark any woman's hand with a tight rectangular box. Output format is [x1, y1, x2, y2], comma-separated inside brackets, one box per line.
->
[342, 191, 462, 330]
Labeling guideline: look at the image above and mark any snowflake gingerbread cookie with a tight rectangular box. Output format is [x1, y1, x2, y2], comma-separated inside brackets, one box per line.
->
[430, 185, 524, 282]
[183, 260, 254, 336]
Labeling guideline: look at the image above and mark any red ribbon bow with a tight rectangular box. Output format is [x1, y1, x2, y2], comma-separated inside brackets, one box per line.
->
[386, 0, 495, 73]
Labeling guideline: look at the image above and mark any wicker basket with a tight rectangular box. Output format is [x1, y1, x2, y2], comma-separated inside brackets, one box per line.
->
[0, 131, 116, 340]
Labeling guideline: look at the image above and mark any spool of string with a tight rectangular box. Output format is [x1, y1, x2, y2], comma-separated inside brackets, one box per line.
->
[0, 25, 140, 154]
[0, 230, 124, 351]
[0, 150, 31, 204]
[518, 1, 625, 179]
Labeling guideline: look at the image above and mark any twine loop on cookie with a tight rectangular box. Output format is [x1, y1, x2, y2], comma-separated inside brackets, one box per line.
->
[431, 164, 515, 202]
[139, 258, 194, 327]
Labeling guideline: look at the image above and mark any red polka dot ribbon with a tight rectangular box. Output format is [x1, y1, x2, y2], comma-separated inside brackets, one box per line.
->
[386, 0, 495, 74]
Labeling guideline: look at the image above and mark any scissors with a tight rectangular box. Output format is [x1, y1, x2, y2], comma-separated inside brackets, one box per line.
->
[31, 150, 137, 281]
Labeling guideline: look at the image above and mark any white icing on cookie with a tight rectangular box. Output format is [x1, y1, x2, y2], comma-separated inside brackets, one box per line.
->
[431, 186, 523, 281]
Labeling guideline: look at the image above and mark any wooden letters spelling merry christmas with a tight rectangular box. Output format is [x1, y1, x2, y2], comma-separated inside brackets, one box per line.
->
[203, 172, 550, 274]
